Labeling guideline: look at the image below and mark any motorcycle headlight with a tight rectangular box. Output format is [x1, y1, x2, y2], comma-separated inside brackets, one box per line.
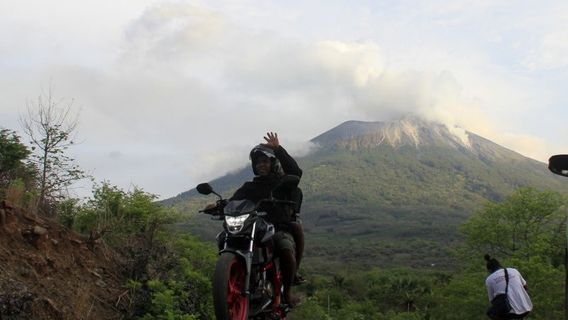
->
[225, 214, 250, 233]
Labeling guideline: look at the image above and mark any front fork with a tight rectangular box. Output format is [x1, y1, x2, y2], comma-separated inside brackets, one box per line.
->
[218, 222, 258, 296]
[243, 221, 257, 295]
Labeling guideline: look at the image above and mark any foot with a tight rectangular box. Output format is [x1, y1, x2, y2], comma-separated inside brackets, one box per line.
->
[293, 274, 306, 286]
[284, 293, 301, 308]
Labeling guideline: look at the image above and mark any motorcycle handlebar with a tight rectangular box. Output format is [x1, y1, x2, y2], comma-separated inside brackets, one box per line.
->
[199, 199, 228, 215]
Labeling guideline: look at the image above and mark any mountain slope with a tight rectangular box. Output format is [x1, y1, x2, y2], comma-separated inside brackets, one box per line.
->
[305, 118, 561, 206]
[166, 117, 568, 271]
[0, 202, 126, 319]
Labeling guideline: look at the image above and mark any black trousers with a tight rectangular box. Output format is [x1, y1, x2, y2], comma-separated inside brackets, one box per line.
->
[487, 307, 530, 320]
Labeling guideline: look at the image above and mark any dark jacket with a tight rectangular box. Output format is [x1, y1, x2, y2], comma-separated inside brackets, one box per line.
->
[231, 146, 302, 225]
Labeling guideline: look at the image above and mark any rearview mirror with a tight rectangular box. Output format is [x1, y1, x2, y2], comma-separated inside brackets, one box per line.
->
[549, 155, 568, 177]
[196, 183, 213, 195]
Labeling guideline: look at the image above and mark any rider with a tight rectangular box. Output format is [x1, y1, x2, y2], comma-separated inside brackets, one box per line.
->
[230, 132, 303, 307]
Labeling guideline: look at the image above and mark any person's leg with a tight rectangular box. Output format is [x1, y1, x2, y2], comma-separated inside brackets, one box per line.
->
[288, 222, 305, 272]
[274, 231, 298, 306]
[279, 248, 298, 306]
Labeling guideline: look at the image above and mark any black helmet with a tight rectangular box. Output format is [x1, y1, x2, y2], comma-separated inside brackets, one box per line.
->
[249, 144, 283, 176]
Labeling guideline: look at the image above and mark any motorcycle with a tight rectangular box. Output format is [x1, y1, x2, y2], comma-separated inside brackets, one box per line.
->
[196, 175, 299, 320]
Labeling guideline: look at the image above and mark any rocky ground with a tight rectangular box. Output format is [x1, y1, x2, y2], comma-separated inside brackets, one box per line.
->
[0, 201, 128, 319]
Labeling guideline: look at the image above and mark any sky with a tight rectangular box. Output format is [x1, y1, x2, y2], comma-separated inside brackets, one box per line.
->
[1, 0, 567, 199]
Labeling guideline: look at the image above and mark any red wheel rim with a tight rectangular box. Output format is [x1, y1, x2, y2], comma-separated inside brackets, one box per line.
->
[227, 258, 247, 319]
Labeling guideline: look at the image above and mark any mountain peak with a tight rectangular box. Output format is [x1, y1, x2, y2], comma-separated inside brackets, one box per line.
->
[312, 116, 472, 150]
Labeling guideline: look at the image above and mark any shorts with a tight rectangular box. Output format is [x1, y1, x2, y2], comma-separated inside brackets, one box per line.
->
[272, 231, 295, 254]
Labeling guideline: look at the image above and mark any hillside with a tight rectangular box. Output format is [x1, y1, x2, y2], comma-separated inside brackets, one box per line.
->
[0, 201, 127, 319]
[165, 117, 568, 271]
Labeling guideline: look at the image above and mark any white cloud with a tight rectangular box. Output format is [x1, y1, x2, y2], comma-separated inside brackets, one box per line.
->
[523, 30, 568, 71]
[516, 3, 568, 71]
[121, 3, 228, 65]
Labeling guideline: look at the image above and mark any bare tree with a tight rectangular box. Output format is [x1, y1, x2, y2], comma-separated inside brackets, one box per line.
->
[20, 88, 87, 216]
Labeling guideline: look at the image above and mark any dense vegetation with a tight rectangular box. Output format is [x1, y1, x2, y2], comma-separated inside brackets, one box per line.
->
[288, 187, 566, 319]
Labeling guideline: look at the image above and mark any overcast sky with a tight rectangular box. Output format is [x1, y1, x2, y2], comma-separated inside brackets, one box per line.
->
[1, 0, 567, 199]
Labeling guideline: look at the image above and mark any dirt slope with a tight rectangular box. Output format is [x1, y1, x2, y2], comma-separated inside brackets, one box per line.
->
[0, 202, 127, 319]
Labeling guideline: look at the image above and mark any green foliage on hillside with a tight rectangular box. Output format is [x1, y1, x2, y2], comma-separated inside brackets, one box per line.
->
[171, 141, 568, 270]
[290, 258, 563, 320]
[289, 188, 565, 319]
[460, 187, 565, 264]
[300, 145, 564, 208]
[0, 128, 37, 205]
[72, 182, 180, 245]
[63, 183, 217, 319]
[0, 128, 31, 188]
[133, 234, 216, 320]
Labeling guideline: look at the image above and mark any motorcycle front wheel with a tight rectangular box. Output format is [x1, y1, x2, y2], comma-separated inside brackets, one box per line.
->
[213, 252, 249, 320]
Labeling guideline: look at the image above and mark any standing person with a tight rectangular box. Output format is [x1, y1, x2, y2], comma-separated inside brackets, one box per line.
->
[230, 132, 304, 307]
[485, 255, 532, 319]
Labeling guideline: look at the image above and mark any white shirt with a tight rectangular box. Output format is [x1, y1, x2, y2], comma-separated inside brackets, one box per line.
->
[485, 268, 533, 314]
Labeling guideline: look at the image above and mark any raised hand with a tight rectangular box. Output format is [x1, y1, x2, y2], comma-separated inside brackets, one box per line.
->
[262, 132, 280, 149]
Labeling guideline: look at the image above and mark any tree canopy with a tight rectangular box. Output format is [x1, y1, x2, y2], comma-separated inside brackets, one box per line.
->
[460, 187, 565, 264]
[0, 128, 31, 188]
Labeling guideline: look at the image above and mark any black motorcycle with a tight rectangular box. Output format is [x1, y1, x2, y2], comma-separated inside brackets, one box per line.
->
[197, 176, 299, 320]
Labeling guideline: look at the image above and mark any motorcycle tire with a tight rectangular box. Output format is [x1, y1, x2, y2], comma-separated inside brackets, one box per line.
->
[213, 252, 249, 320]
